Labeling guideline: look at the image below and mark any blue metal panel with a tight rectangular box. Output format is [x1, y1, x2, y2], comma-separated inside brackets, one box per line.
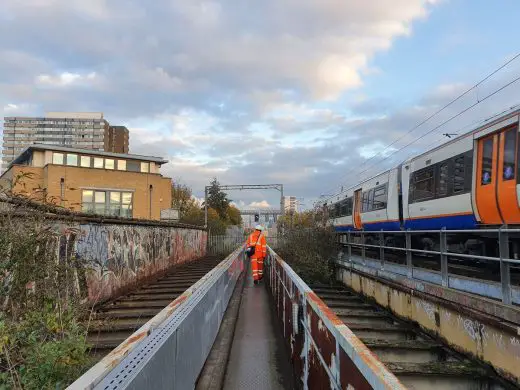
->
[334, 225, 354, 232]
[403, 214, 477, 230]
[362, 221, 401, 231]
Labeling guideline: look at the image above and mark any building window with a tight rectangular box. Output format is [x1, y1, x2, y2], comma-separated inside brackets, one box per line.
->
[127, 160, 140, 172]
[105, 159, 115, 170]
[140, 162, 149, 173]
[82, 189, 133, 217]
[66, 153, 78, 166]
[52, 153, 64, 165]
[117, 160, 126, 171]
[80, 156, 91, 168]
[93, 157, 104, 169]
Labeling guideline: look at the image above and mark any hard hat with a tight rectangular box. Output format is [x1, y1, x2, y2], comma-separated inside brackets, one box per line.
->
[255, 225, 263, 231]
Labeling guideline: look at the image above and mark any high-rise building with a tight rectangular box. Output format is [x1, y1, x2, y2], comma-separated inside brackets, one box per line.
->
[107, 125, 129, 154]
[281, 196, 298, 214]
[2, 112, 129, 171]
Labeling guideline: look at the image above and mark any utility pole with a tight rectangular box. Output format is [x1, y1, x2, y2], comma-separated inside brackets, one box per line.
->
[204, 186, 208, 228]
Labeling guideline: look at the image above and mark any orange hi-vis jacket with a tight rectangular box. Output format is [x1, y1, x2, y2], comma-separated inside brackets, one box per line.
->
[246, 231, 267, 281]
[246, 230, 266, 259]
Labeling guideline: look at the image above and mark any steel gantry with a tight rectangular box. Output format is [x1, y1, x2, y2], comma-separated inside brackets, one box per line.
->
[204, 184, 284, 228]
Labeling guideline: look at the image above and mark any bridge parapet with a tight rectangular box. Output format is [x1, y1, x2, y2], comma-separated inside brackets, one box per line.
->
[69, 246, 244, 389]
[266, 248, 405, 389]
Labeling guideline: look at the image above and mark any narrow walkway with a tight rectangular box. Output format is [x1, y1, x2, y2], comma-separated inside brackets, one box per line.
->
[223, 265, 295, 390]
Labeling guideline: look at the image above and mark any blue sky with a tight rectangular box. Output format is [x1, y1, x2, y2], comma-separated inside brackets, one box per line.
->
[1, 0, 520, 209]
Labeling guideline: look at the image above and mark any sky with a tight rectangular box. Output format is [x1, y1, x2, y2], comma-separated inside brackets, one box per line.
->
[2, 0, 520, 210]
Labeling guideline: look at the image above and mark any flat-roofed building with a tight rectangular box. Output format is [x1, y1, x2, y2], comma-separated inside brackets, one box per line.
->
[0, 145, 172, 220]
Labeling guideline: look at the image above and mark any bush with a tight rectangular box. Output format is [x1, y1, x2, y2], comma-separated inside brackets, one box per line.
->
[277, 225, 339, 285]
[0, 304, 93, 390]
[0, 190, 92, 389]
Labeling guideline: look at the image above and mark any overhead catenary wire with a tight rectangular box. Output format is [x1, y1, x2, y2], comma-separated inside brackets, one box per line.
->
[319, 53, 520, 204]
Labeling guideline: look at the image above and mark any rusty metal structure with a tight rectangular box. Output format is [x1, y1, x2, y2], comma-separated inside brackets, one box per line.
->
[310, 284, 513, 389]
[265, 249, 405, 389]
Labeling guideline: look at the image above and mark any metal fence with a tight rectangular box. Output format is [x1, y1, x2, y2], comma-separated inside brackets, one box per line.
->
[337, 228, 520, 305]
[207, 234, 284, 255]
[69, 247, 245, 390]
[265, 247, 405, 389]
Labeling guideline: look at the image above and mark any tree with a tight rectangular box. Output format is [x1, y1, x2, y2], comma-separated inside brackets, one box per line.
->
[171, 181, 195, 217]
[206, 178, 231, 221]
[227, 205, 242, 226]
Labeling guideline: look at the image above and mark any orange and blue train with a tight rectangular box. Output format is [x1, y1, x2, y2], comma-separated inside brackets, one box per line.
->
[326, 107, 520, 251]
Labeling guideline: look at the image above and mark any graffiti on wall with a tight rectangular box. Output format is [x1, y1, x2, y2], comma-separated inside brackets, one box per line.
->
[58, 223, 207, 304]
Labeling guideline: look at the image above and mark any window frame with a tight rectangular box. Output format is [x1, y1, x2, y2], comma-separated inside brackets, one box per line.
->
[66, 153, 78, 166]
[82, 189, 133, 218]
[80, 155, 91, 168]
[52, 152, 64, 165]
[372, 184, 388, 211]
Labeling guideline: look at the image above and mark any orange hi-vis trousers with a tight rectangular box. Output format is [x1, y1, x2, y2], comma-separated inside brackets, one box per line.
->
[251, 257, 265, 281]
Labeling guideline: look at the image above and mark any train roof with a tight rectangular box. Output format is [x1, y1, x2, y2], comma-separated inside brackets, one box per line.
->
[403, 105, 520, 164]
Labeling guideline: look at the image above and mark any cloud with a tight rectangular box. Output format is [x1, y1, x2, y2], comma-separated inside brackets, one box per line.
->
[248, 201, 272, 209]
[36, 71, 97, 87]
[4, 0, 519, 210]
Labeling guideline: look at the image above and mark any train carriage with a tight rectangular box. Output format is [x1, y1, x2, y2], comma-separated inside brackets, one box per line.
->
[328, 168, 401, 232]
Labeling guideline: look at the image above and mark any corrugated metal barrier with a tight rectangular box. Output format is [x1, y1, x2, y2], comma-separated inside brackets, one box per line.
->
[68, 246, 245, 390]
[266, 248, 406, 390]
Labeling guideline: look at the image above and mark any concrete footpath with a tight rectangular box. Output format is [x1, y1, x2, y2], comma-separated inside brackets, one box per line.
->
[222, 268, 295, 390]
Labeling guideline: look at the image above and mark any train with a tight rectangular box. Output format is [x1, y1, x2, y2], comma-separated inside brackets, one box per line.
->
[325, 107, 520, 256]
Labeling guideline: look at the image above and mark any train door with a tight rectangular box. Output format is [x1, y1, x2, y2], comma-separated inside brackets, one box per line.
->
[475, 125, 520, 224]
[353, 189, 363, 229]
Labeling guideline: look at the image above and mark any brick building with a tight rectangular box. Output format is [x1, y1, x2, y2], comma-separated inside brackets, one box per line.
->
[0, 145, 172, 220]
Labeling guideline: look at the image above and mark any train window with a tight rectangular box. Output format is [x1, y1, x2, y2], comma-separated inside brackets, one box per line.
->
[481, 138, 493, 185]
[453, 156, 465, 193]
[346, 197, 353, 216]
[373, 184, 387, 210]
[340, 200, 347, 216]
[414, 167, 435, 201]
[368, 189, 375, 211]
[328, 205, 334, 218]
[361, 191, 368, 212]
[438, 163, 449, 196]
[335, 202, 341, 217]
[503, 129, 516, 181]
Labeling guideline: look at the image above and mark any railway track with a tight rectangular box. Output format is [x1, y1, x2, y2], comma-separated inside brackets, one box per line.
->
[87, 256, 222, 359]
[311, 284, 517, 390]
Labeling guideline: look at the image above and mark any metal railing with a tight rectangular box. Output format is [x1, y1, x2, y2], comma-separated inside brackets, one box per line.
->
[265, 247, 405, 390]
[207, 234, 284, 255]
[337, 228, 520, 305]
[68, 247, 245, 390]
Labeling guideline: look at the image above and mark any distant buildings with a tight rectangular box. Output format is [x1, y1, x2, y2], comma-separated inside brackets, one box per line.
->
[281, 196, 298, 214]
[2, 112, 129, 171]
[0, 145, 172, 221]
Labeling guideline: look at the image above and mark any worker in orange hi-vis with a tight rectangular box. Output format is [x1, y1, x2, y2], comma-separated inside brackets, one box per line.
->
[245, 225, 267, 284]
